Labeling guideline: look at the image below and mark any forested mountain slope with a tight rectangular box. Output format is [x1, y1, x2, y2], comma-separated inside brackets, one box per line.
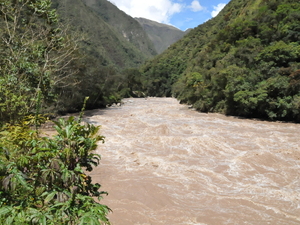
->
[135, 17, 186, 54]
[49, 0, 158, 111]
[141, 0, 300, 122]
[82, 0, 157, 58]
[53, 0, 156, 69]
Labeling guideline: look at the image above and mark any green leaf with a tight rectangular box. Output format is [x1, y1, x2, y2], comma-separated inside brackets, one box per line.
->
[0, 206, 12, 217]
[15, 172, 31, 190]
[44, 191, 57, 204]
[79, 214, 101, 225]
[41, 215, 47, 225]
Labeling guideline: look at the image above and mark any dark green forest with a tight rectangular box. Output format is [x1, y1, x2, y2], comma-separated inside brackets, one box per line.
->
[140, 0, 300, 122]
[51, 0, 157, 113]
[0, 0, 112, 224]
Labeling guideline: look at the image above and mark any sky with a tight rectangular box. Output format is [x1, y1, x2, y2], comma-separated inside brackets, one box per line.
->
[108, 0, 231, 31]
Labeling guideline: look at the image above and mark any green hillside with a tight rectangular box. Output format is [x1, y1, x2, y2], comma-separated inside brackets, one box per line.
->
[53, 0, 156, 69]
[141, 0, 300, 122]
[135, 17, 186, 54]
[49, 0, 159, 112]
[82, 0, 157, 58]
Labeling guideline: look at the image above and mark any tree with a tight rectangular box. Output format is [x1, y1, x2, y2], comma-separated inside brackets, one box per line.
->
[0, 1, 111, 223]
[0, 0, 79, 125]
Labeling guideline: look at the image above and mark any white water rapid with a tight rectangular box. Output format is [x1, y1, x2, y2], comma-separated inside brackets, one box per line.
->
[85, 97, 300, 225]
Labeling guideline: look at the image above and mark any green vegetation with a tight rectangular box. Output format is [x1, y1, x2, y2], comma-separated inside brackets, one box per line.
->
[49, 0, 159, 112]
[141, 0, 300, 122]
[0, 0, 139, 118]
[0, 0, 76, 124]
[0, 0, 110, 224]
[0, 115, 110, 224]
[53, 0, 156, 69]
[3, 0, 299, 222]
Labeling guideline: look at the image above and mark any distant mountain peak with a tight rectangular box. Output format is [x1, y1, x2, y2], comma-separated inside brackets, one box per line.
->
[135, 17, 187, 54]
[135, 17, 182, 31]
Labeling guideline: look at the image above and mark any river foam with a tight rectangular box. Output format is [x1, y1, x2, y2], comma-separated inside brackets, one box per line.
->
[86, 97, 300, 225]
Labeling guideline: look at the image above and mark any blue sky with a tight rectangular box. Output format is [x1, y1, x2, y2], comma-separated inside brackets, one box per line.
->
[109, 0, 231, 31]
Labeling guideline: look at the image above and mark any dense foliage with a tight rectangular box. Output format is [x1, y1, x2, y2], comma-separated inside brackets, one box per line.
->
[0, 0, 155, 117]
[0, 115, 110, 224]
[0, 0, 76, 124]
[0, 0, 110, 223]
[48, 0, 158, 112]
[141, 0, 300, 122]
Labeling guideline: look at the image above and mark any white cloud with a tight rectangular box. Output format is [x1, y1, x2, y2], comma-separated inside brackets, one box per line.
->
[108, 0, 183, 24]
[189, 0, 204, 12]
[211, 3, 226, 17]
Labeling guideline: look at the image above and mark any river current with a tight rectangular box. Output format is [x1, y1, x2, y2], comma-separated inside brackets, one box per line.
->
[85, 97, 300, 225]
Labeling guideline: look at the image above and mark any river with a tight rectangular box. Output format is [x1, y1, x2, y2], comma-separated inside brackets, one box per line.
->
[84, 97, 300, 225]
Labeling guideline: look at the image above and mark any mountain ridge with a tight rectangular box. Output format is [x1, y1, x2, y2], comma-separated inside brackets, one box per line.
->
[82, 0, 157, 58]
[135, 17, 187, 54]
[50, 0, 161, 111]
[53, 0, 157, 69]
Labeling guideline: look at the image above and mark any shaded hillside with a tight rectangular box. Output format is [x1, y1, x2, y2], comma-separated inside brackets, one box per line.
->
[140, 0, 300, 122]
[49, 0, 159, 112]
[82, 0, 157, 58]
[135, 17, 186, 54]
[53, 0, 154, 69]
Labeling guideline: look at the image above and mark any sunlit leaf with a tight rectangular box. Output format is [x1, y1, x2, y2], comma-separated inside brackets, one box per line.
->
[0, 206, 12, 217]
[44, 191, 57, 204]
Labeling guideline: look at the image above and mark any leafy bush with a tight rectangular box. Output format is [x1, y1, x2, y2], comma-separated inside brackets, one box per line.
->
[0, 116, 110, 224]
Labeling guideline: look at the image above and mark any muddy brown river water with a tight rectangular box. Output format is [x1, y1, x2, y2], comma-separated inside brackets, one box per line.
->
[84, 97, 300, 225]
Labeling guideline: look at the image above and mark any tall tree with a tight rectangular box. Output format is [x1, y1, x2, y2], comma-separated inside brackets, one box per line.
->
[0, 0, 78, 125]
